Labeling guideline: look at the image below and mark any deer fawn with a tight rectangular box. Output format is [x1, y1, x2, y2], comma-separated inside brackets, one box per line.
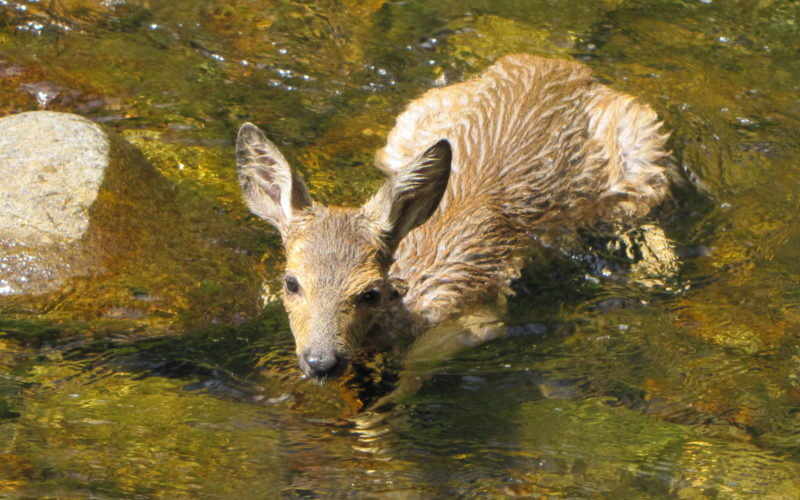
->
[236, 54, 669, 381]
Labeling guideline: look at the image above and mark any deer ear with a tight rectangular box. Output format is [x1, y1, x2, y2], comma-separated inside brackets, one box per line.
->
[365, 139, 451, 251]
[236, 123, 312, 239]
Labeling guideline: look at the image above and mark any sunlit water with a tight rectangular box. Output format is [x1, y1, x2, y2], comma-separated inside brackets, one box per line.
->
[2, 0, 800, 497]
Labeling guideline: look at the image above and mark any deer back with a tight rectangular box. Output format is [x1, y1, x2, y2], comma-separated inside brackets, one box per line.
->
[380, 55, 669, 325]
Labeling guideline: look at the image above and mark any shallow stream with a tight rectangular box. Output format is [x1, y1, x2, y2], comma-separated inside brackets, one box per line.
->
[1, 0, 800, 497]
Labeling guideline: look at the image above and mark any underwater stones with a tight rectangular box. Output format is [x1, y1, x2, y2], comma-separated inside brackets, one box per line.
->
[0, 111, 175, 296]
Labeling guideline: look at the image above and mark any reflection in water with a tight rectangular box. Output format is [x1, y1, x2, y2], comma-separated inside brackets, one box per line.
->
[1, 0, 800, 497]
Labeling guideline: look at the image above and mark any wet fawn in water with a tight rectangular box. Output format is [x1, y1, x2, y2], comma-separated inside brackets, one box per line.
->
[236, 54, 670, 382]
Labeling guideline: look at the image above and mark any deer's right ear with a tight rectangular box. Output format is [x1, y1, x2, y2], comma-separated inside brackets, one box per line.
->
[236, 123, 312, 239]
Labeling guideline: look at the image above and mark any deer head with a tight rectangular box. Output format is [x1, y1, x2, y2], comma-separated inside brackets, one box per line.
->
[236, 123, 451, 381]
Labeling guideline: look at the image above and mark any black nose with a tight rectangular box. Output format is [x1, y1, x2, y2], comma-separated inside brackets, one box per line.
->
[301, 350, 347, 380]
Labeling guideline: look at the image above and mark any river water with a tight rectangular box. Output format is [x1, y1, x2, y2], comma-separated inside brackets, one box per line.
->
[1, 0, 799, 497]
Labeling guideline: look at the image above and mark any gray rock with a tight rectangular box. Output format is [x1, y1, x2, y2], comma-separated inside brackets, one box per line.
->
[0, 111, 106, 243]
[0, 111, 174, 296]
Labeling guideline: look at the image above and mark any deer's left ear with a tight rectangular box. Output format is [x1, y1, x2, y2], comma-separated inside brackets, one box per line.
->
[364, 139, 451, 251]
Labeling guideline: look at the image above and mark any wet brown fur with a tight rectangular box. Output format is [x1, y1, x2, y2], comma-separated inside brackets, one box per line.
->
[236, 54, 669, 380]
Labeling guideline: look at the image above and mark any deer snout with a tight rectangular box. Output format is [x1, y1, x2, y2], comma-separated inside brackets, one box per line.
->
[299, 349, 349, 381]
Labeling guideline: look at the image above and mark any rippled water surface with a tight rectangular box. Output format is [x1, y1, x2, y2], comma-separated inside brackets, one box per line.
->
[2, 0, 800, 497]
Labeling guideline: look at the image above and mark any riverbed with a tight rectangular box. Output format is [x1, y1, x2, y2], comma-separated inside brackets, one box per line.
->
[1, 0, 799, 497]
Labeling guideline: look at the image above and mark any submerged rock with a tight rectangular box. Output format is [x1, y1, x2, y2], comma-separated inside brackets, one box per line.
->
[0, 111, 175, 296]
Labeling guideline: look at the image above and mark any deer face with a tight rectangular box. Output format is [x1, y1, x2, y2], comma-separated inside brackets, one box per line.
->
[235, 123, 450, 381]
[280, 206, 392, 380]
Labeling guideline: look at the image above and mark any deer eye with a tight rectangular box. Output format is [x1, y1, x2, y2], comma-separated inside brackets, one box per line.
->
[285, 276, 300, 294]
[358, 288, 381, 307]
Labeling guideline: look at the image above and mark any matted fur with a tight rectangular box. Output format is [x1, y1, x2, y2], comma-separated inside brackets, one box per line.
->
[237, 54, 670, 380]
[382, 55, 669, 326]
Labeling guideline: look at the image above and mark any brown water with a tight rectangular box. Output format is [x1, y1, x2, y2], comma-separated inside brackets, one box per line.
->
[2, 0, 800, 497]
